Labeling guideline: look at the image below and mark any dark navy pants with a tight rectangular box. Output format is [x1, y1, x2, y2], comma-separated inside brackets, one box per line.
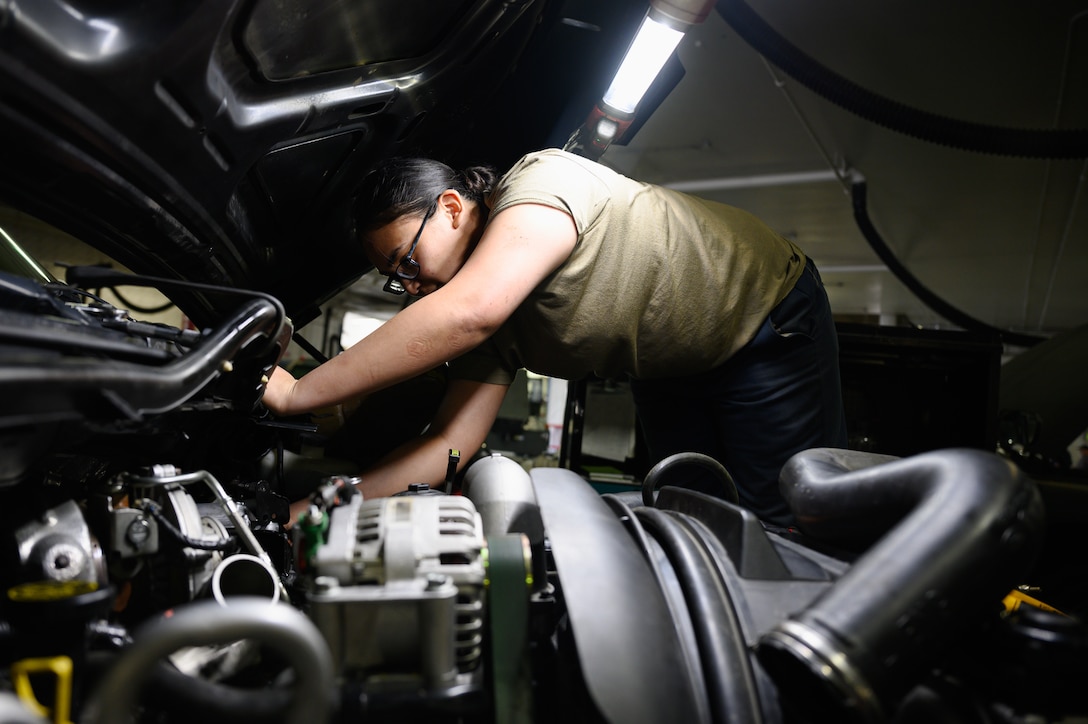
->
[630, 258, 847, 526]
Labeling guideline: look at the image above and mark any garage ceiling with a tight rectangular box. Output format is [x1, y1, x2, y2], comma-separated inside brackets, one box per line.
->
[600, 0, 1088, 340]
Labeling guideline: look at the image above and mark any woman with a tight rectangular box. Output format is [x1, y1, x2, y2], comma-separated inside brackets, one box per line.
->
[262, 148, 846, 526]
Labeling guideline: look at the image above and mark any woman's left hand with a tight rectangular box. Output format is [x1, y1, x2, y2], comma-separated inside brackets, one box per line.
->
[261, 365, 298, 416]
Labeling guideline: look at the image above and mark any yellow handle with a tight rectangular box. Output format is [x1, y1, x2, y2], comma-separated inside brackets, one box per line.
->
[10, 656, 73, 724]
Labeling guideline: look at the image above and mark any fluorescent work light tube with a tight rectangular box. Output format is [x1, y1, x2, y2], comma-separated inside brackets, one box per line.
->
[601, 15, 685, 115]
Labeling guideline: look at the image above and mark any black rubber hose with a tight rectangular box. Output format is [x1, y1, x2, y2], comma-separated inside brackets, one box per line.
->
[757, 448, 1045, 723]
[601, 493, 668, 570]
[716, 0, 1056, 345]
[64, 266, 287, 348]
[636, 507, 767, 724]
[142, 662, 294, 724]
[84, 599, 335, 724]
[600, 493, 716, 724]
[851, 182, 1046, 347]
[642, 452, 740, 507]
[718, 0, 1088, 158]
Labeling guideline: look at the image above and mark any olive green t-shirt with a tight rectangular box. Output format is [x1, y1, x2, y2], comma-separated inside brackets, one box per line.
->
[447, 149, 806, 386]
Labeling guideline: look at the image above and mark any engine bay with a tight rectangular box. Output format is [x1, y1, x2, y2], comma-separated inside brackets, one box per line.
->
[1, 267, 1085, 724]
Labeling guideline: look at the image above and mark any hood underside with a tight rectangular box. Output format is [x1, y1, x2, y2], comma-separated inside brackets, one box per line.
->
[0, 0, 651, 326]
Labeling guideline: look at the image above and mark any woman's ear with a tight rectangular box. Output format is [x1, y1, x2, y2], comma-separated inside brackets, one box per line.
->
[440, 189, 466, 229]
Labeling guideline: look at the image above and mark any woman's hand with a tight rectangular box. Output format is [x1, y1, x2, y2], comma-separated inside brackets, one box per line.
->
[261, 365, 298, 416]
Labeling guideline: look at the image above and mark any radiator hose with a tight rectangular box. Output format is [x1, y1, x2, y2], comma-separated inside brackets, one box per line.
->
[757, 448, 1045, 723]
[83, 599, 335, 724]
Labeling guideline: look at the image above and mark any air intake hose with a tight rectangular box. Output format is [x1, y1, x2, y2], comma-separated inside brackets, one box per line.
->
[757, 448, 1045, 723]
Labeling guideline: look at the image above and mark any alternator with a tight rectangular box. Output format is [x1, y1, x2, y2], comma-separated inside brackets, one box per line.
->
[307, 494, 486, 692]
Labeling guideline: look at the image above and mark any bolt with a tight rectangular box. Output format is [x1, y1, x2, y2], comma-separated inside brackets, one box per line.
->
[126, 517, 152, 548]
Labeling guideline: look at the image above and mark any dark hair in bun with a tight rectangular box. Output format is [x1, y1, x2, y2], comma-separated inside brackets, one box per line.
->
[354, 157, 498, 232]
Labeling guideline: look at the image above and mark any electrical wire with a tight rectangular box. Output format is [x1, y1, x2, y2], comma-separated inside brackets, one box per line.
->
[98, 286, 175, 315]
[139, 501, 235, 552]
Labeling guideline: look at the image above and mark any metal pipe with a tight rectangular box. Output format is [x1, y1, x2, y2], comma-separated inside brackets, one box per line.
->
[126, 467, 290, 602]
[757, 448, 1045, 723]
[461, 453, 548, 593]
[665, 169, 842, 193]
[211, 553, 282, 606]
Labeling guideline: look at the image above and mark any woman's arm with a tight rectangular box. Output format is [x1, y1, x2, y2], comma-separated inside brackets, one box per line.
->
[263, 203, 576, 416]
[287, 377, 510, 523]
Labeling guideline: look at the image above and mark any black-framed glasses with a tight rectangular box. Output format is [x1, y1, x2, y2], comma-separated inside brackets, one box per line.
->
[383, 197, 440, 295]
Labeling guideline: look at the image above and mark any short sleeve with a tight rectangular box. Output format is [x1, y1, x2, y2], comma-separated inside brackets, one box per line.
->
[487, 149, 612, 235]
[446, 338, 519, 386]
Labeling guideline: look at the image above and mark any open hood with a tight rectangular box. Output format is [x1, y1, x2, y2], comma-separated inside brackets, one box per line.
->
[1, 6, 1085, 723]
[0, 0, 651, 326]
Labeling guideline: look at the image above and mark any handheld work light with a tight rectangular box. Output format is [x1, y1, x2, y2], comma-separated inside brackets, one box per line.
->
[565, 0, 716, 160]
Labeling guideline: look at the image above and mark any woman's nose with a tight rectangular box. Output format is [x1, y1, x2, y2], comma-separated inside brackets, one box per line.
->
[403, 278, 422, 296]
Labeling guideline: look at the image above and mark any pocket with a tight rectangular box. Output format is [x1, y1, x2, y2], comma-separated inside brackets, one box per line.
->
[768, 264, 826, 341]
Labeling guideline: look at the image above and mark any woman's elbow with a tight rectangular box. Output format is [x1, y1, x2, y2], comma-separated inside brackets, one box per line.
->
[452, 307, 502, 351]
